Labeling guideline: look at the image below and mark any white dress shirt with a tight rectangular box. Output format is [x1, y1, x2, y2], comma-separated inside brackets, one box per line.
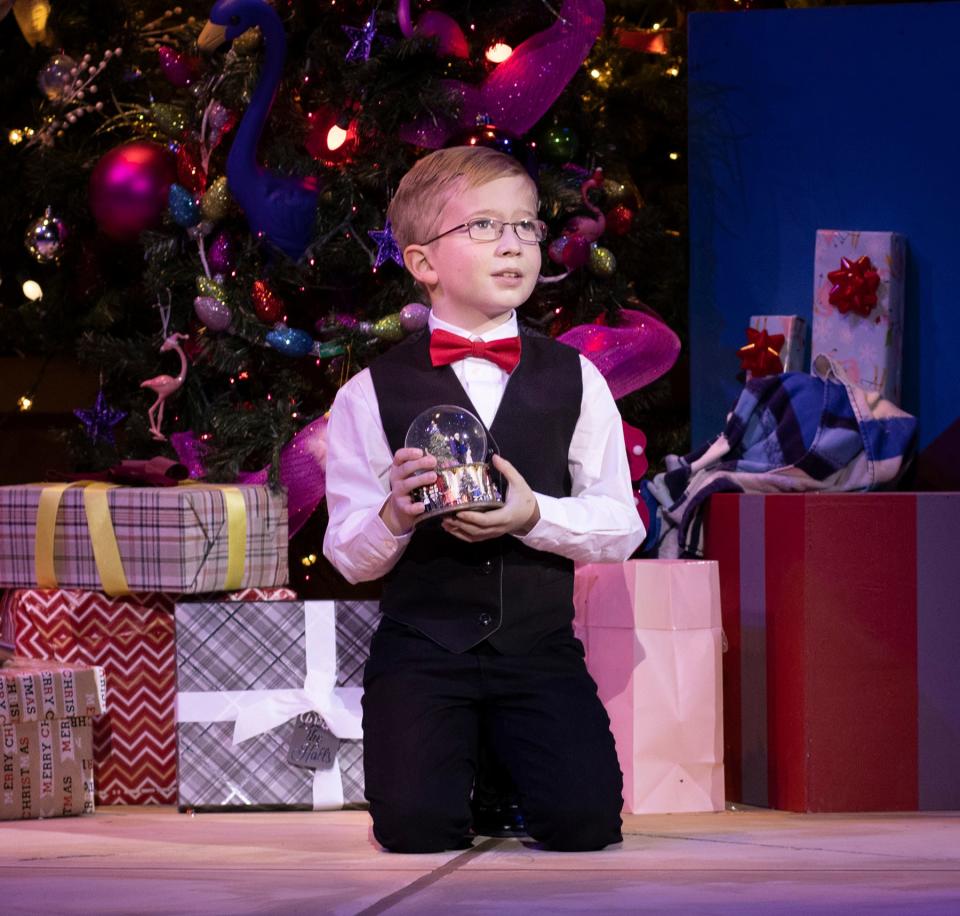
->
[322, 310, 645, 584]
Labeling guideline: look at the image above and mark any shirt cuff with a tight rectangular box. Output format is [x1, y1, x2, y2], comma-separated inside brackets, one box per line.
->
[515, 492, 561, 545]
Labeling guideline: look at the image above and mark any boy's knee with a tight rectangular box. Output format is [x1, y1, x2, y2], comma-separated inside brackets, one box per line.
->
[524, 798, 623, 852]
[371, 801, 472, 854]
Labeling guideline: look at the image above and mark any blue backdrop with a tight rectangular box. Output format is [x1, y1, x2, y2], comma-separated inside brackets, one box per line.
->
[688, 3, 959, 451]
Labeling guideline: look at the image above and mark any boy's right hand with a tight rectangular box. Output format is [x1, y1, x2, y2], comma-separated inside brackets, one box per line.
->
[380, 447, 438, 535]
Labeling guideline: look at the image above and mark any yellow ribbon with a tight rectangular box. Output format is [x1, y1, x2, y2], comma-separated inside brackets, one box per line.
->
[34, 482, 248, 596]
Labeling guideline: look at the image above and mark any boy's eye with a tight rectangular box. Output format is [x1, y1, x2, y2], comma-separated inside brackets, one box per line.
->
[516, 220, 535, 232]
[470, 218, 495, 230]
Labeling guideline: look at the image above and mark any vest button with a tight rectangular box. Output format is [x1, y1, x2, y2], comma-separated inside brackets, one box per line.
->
[481, 559, 494, 574]
[478, 613, 492, 626]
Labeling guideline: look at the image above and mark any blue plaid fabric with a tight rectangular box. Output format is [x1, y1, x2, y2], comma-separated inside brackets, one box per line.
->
[647, 356, 917, 557]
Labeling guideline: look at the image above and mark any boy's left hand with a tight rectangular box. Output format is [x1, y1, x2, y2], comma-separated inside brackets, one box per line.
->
[441, 454, 540, 542]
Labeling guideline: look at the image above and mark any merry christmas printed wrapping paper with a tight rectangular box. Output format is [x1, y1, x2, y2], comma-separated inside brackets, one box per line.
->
[175, 600, 373, 811]
[1, 658, 106, 820]
[812, 230, 906, 404]
[8, 586, 295, 806]
[0, 483, 288, 594]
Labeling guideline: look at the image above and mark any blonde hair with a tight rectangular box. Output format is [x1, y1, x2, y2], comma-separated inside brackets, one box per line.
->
[387, 146, 536, 251]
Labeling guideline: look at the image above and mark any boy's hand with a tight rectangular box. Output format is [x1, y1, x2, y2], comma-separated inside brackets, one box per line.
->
[380, 447, 438, 535]
[441, 454, 540, 542]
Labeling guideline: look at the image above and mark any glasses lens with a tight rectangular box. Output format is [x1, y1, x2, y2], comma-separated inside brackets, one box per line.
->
[467, 219, 500, 241]
[515, 220, 547, 242]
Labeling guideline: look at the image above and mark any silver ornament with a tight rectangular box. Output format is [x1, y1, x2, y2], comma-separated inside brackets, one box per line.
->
[37, 54, 77, 102]
[24, 207, 69, 263]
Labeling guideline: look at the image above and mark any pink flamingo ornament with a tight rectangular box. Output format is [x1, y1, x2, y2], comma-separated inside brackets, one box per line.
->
[542, 168, 607, 283]
[397, 0, 468, 58]
[141, 332, 189, 441]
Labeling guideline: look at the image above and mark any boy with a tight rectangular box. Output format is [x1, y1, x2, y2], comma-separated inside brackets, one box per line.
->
[323, 146, 644, 853]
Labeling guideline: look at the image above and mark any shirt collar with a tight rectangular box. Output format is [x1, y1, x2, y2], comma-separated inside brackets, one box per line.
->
[428, 310, 519, 343]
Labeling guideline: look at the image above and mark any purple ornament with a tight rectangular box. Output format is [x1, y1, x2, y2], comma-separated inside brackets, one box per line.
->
[548, 234, 570, 265]
[74, 390, 127, 446]
[89, 141, 177, 242]
[208, 230, 236, 273]
[400, 302, 430, 332]
[368, 220, 404, 269]
[194, 295, 232, 332]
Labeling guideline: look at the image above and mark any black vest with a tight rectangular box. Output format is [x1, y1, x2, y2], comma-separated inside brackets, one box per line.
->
[368, 325, 582, 654]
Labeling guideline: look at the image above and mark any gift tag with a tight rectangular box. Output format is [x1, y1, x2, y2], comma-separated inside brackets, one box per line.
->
[287, 711, 339, 770]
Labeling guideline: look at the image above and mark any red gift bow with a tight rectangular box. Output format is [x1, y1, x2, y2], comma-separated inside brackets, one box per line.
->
[827, 255, 881, 317]
[738, 327, 785, 377]
[429, 329, 522, 373]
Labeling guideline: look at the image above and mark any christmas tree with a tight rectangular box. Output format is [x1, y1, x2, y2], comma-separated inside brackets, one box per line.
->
[1, 0, 694, 589]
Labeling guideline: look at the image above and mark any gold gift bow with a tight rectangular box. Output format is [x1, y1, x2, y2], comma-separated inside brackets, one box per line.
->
[34, 481, 247, 596]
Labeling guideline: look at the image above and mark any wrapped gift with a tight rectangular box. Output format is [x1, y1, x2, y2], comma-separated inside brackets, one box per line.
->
[1, 658, 106, 820]
[0, 482, 288, 594]
[573, 561, 725, 815]
[747, 315, 807, 376]
[175, 600, 369, 811]
[8, 586, 296, 805]
[812, 230, 906, 403]
[704, 492, 960, 812]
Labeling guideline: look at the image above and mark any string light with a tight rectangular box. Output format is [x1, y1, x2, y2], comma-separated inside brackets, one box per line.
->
[668, 152, 680, 160]
[666, 66, 680, 77]
[22, 280, 43, 301]
[17, 395, 34, 412]
[589, 68, 601, 79]
[301, 553, 318, 567]
[485, 42, 513, 63]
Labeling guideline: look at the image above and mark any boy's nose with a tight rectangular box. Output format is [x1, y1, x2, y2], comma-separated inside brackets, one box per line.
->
[495, 224, 523, 252]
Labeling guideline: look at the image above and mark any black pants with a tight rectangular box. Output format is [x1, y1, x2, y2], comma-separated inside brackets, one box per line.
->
[361, 617, 624, 853]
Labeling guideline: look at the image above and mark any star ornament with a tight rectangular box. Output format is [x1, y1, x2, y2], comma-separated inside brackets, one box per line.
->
[74, 390, 128, 446]
[827, 255, 881, 317]
[368, 219, 404, 269]
[738, 328, 785, 378]
[343, 14, 377, 63]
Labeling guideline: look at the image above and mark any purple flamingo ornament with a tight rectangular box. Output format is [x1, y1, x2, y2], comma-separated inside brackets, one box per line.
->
[397, 0, 468, 58]
[141, 332, 189, 441]
[198, 0, 319, 260]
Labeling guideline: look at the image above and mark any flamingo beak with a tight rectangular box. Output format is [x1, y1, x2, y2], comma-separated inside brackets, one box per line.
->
[197, 21, 228, 52]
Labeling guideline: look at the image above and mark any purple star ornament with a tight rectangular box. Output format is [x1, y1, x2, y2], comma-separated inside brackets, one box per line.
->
[343, 14, 377, 63]
[368, 219, 404, 269]
[74, 390, 128, 446]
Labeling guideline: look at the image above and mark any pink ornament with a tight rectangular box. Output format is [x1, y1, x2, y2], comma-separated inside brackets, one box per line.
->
[400, 302, 430, 332]
[194, 295, 232, 332]
[88, 141, 177, 242]
[397, 1, 468, 58]
[157, 45, 200, 87]
[208, 230, 235, 273]
[140, 331, 190, 441]
[560, 233, 591, 269]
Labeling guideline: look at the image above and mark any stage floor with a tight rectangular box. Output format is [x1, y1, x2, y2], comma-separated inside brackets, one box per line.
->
[2, 807, 959, 914]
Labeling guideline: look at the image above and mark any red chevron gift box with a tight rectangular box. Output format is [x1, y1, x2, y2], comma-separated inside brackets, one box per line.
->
[1, 658, 107, 820]
[704, 492, 960, 812]
[5, 586, 295, 805]
[0, 483, 288, 595]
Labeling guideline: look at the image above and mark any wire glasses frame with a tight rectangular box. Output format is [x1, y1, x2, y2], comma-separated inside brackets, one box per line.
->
[421, 217, 548, 246]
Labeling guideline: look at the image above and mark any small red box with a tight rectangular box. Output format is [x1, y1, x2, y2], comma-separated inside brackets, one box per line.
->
[704, 492, 960, 812]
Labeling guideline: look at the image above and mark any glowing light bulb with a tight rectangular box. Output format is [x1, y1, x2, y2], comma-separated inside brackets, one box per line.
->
[22, 280, 43, 301]
[17, 395, 33, 412]
[589, 68, 601, 79]
[668, 152, 680, 160]
[327, 123, 347, 151]
[485, 42, 512, 63]
[8, 128, 24, 145]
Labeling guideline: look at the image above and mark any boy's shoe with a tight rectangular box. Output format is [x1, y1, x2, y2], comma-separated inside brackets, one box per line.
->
[470, 800, 529, 839]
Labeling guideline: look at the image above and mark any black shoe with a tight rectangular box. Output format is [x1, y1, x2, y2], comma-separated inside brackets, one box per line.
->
[470, 800, 529, 839]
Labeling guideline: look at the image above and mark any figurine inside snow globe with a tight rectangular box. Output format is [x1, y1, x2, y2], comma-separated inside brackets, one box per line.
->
[404, 405, 503, 522]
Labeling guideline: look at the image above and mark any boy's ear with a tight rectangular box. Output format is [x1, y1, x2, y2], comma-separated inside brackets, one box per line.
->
[403, 244, 438, 288]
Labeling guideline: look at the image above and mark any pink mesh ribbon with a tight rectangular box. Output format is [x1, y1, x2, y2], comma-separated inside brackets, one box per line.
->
[558, 308, 681, 399]
[172, 415, 329, 537]
[400, 0, 606, 148]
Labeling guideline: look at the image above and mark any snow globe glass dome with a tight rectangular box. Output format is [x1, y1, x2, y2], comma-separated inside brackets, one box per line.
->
[404, 404, 503, 521]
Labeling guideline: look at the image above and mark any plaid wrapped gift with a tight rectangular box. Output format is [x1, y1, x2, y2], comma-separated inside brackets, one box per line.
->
[175, 600, 367, 811]
[9, 586, 296, 806]
[1, 658, 106, 820]
[0, 483, 288, 594]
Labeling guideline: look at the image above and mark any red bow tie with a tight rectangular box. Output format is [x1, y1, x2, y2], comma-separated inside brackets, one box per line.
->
[429, 329, 522, 373]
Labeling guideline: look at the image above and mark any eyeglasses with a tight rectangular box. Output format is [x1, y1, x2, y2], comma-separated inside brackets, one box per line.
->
[421, 217, 548, 246]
